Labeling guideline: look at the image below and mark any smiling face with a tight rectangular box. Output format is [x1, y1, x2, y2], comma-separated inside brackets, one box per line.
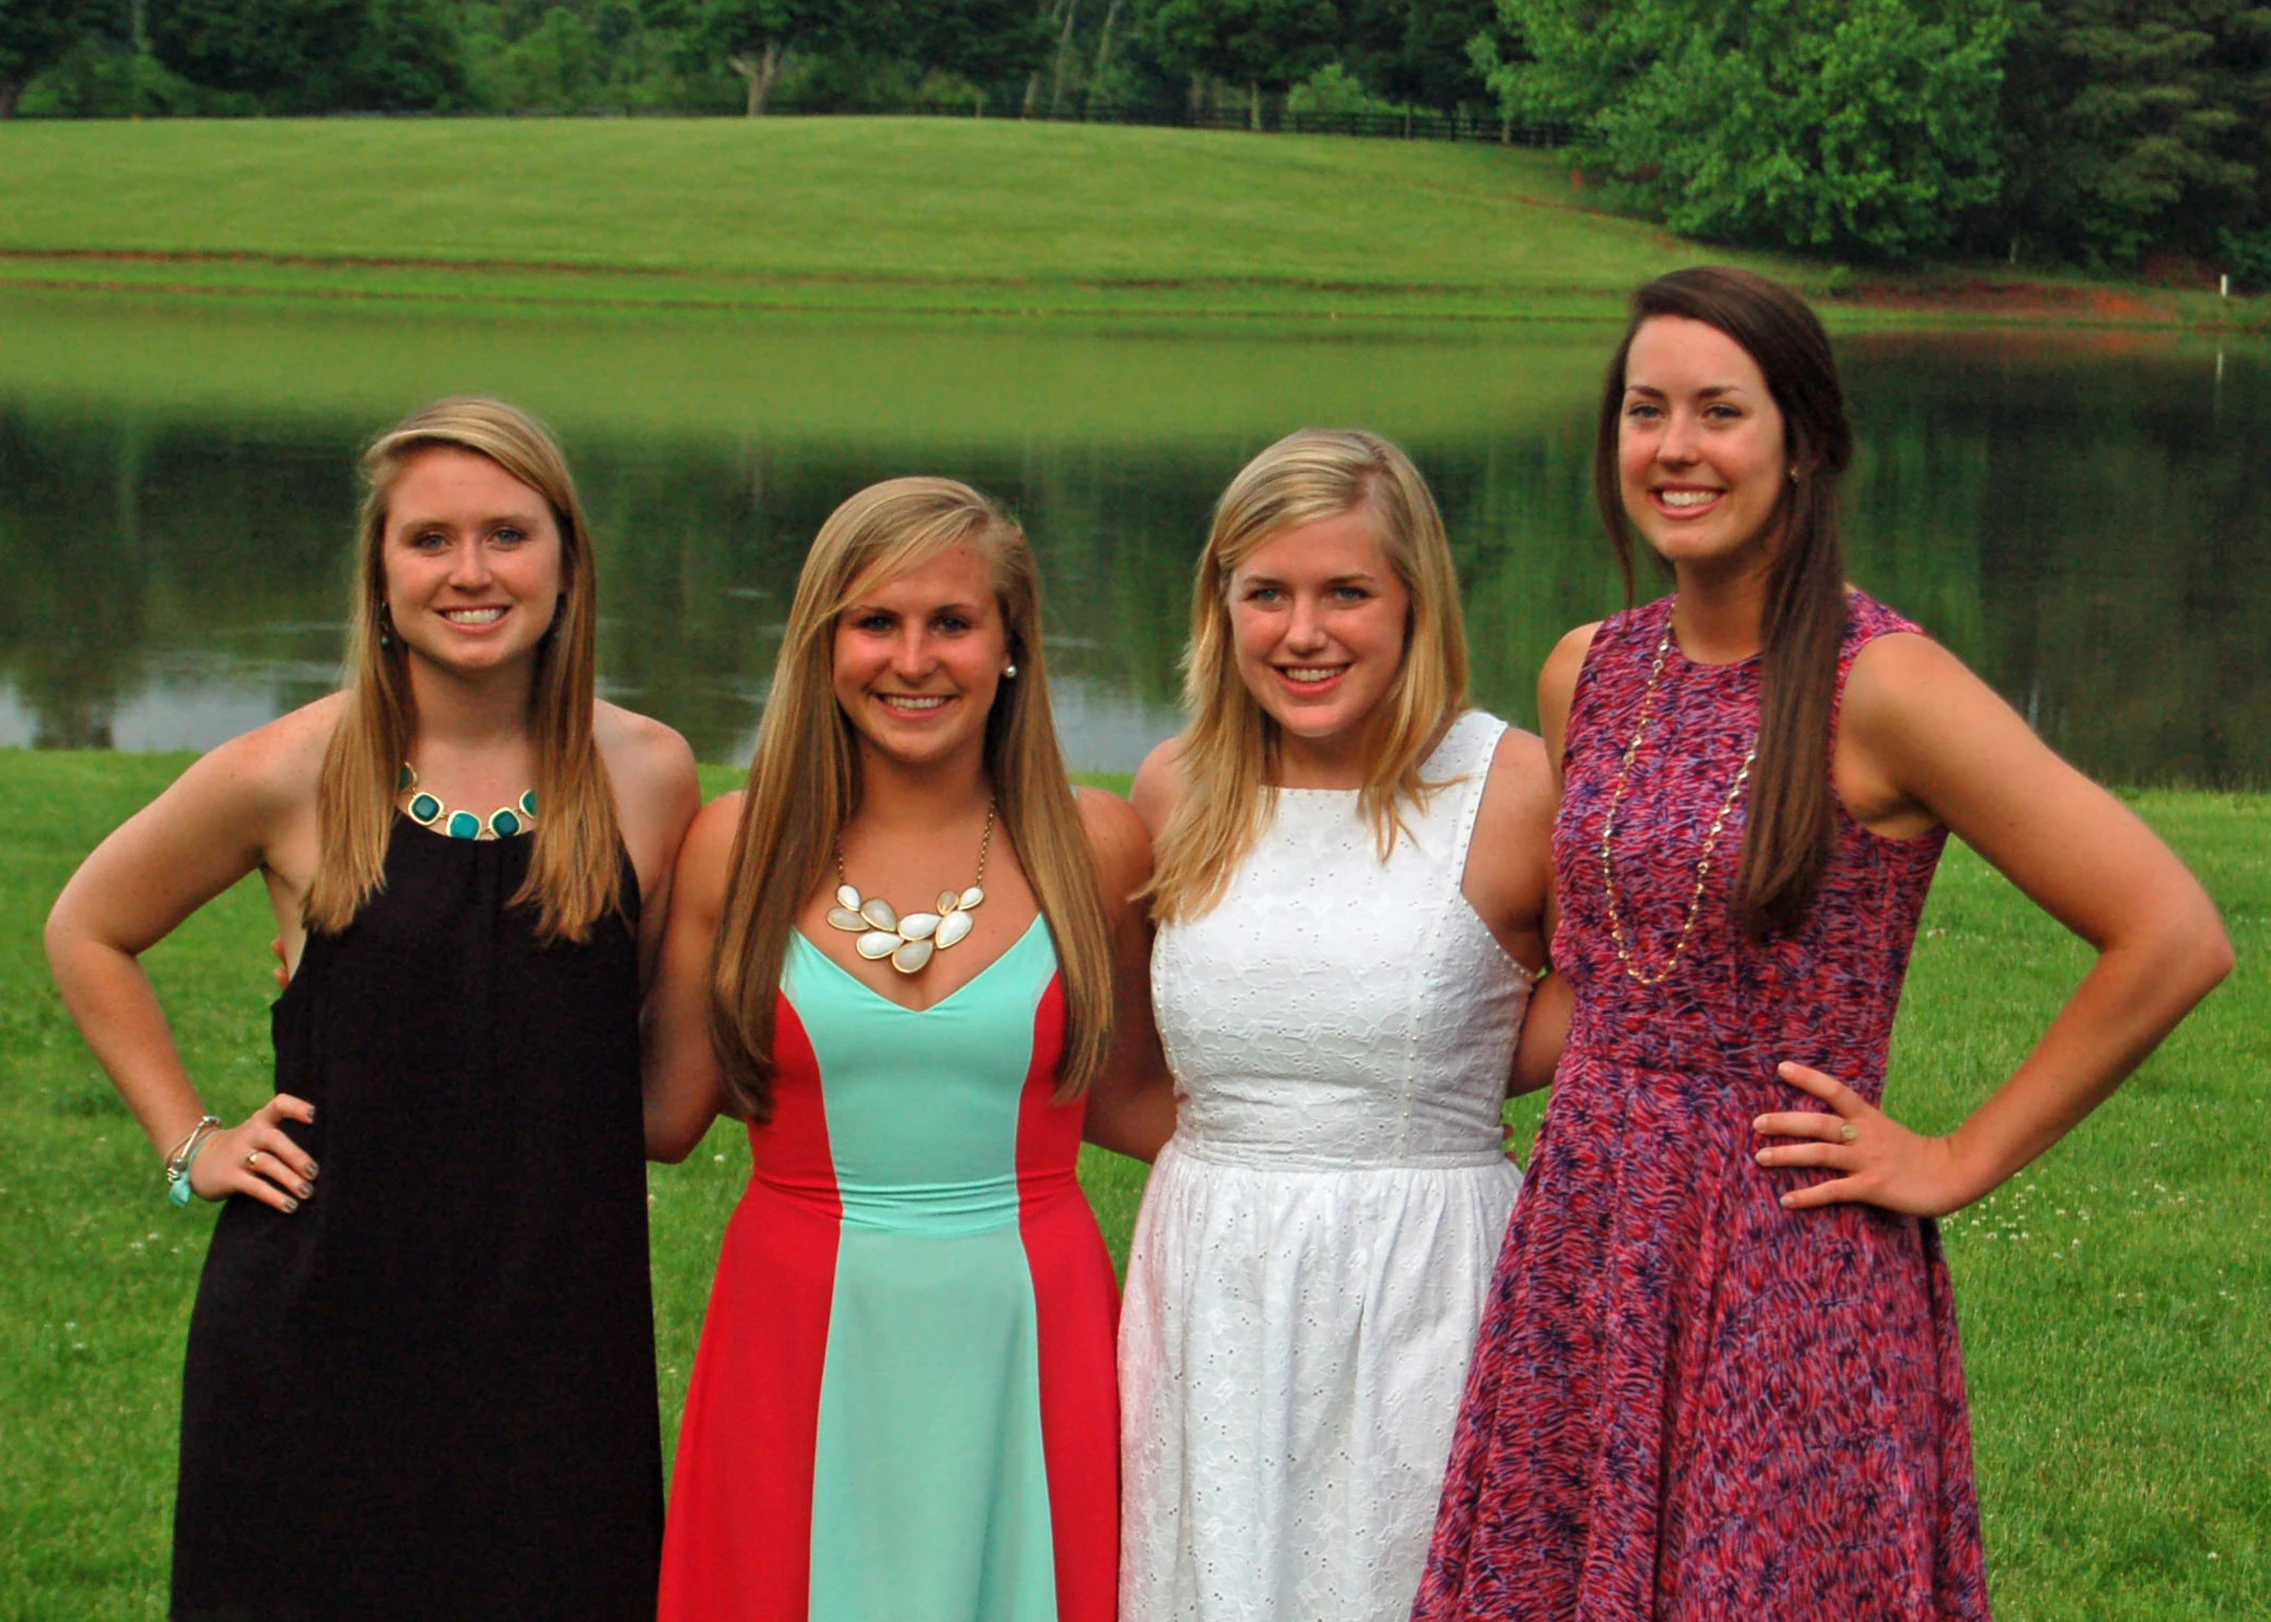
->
[1617, 314, 1791, 582]
[831, 540, 1011, 772]
[379, 446, 565, 679]
[1226, 504, 1412, 778]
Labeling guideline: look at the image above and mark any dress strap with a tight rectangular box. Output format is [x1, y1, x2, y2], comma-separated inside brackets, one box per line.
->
[1830, 590, 1929, 736]
[1435, 710, 1510, 878]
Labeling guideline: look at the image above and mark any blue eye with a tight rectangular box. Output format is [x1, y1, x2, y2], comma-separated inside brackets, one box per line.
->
[492, 526, 526, 546]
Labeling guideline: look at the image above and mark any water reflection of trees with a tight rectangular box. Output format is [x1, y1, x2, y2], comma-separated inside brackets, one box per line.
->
[1, 353, 2264, 786]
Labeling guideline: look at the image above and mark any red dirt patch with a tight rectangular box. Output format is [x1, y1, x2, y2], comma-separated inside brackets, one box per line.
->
[1840, 276, 2180, 323]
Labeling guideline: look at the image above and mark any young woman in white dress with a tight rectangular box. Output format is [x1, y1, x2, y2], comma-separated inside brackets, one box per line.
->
[1119, 428, 1564, 1621]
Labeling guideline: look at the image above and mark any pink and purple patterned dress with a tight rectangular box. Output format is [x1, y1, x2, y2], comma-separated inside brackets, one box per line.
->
[1413, 592, 1992, 1622]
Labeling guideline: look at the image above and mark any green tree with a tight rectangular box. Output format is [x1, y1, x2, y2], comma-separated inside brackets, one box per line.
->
[1350, 0, 1496, 116]
[644, 0, 883, 113]
[1984, 0, 2271, 267]
[343, 0, 471, 108]
[146, 0, 367, 108]
[1146, 0, 1339, 126]
[1479, 0, 2011, 260]
[0, 0, 107, 116]
[910, 0, 1056, 111]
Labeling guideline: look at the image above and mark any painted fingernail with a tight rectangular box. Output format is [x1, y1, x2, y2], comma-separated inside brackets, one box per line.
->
[305, 1108, 317, 1123]
[283, 1197, 300, 1213]
[299, 1183, 315, 1198]
[305, 1160, 319, 1176]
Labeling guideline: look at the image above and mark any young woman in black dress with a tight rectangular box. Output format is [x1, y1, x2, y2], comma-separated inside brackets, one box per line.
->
[45, 398, 700, 1621]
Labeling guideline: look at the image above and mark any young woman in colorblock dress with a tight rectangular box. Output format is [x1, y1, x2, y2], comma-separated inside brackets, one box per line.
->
[1411, 269, 2232, 1622]
[1119, 429, 1561, 1622]
[45, 399, 701, 1621]
[644, 478, 1172, 1622]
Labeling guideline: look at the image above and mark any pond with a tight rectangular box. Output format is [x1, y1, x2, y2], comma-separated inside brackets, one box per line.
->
[2, 290, 2265, 787]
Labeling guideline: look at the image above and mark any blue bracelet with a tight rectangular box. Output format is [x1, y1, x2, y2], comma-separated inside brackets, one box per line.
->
[167, 1132, 215, 1209]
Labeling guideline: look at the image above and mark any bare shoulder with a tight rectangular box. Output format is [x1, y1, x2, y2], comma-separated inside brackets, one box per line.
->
[1077, 785, 1154, 895]
[1539, 621, 1603, 706]
[683, 788, 745, 862]
[1839, 629, 1989, 748]
[595, 701, 698, 795]
[181, 691, 344, 818]
[670, 788, 744, 910]
[1129, 736, 1188, 838]
[1478, 721, 1553, 821]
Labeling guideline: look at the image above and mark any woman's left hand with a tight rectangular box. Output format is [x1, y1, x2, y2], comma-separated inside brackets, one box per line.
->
[1753, 1062, 1978, 1219]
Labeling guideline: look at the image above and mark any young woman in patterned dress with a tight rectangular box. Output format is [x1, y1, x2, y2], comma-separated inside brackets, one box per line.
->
[1412, 269, 2232, 1622]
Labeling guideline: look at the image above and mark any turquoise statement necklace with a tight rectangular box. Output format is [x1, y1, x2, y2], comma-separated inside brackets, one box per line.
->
[398, 763, 538, 841]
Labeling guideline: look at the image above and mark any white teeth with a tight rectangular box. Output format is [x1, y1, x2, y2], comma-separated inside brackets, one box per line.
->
[881, 695, 949, 710]
[1660, 489, 1719, 508]
[442, 608, 505, 623]
[1283, 667, 1341, 683]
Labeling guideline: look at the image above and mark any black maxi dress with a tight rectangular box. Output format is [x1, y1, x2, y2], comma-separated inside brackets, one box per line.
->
[171, 820, 662, 1621]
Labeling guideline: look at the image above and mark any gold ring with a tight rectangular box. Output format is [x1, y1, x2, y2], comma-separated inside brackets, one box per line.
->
[1839, 1124, 1859, 1144]
[244, 1151, 262, 1169]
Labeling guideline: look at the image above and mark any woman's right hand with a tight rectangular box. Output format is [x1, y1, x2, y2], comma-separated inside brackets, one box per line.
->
[188, 1095, 320, 1212]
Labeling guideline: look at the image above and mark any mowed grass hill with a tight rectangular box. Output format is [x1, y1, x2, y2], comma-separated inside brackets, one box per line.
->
[1, 117, 2244, 326]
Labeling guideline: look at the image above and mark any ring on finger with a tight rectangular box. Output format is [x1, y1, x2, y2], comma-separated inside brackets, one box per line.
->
[1839, 1123, 1859, 1144]
[244, 1150, 263, 1169]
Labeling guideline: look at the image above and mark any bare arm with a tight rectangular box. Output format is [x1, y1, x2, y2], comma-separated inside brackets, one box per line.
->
[44, 717, 328, 1211]
[641, 792, 742, 1163]
[1758, 633, 2233, 1216]
[1537, 623, 1600, 801]
[1510, 968, 1571, 1097]
[595, 703, 702, 995]
[1077, 786, 1176, 1163]
[1505, 629, 1598, 1099]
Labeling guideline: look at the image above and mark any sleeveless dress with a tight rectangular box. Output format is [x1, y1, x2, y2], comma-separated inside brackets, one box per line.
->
[1412, 593, 1991, 1622]
[172, 819, 663, 1621]
[1121, 710, 1534, 1622]
[658, 916, 1119, 1622]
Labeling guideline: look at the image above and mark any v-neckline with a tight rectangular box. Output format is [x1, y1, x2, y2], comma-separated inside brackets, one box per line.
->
[789, 914, 1046, 1016]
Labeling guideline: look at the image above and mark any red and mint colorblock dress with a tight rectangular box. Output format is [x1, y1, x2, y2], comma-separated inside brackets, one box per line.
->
[659, 917, 1118, 1622]
[1413, 593, 1993, 1622]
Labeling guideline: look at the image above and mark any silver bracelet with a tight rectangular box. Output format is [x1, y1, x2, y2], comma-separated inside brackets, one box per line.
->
[164, 1115, 224, 1206]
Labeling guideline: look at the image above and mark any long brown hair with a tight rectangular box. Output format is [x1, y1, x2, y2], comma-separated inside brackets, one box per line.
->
[1593, 268, 1855, 939]
[304, 397, 622, 942]
[708, 478, 1114, 1121]
[1148, 428, 1469, 922]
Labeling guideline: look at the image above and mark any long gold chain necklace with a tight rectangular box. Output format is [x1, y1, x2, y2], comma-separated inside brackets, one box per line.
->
[1599, 613, 1756, 988]
[826, 800, 996, 976]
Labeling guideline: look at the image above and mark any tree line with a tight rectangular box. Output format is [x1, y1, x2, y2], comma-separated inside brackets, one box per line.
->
[5, 0, 2268, 278]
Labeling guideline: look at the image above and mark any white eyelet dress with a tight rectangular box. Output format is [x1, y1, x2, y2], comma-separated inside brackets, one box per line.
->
[1120, 710, 1534, 1622]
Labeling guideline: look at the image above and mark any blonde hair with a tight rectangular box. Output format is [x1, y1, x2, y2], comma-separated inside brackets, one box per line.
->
[709, 477, 1114, 1121]
[1148, 428, 1468, 922]
[304, 397, 623, 942]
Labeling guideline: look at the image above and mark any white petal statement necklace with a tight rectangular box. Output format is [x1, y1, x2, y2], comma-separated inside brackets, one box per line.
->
[827, 799, 996, 975]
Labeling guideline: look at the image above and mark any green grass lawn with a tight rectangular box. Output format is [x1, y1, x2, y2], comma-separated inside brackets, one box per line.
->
[1, 751, 2262, 1618]
[0, 119, 1774, 322]
[3, 118, 2254, 331]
